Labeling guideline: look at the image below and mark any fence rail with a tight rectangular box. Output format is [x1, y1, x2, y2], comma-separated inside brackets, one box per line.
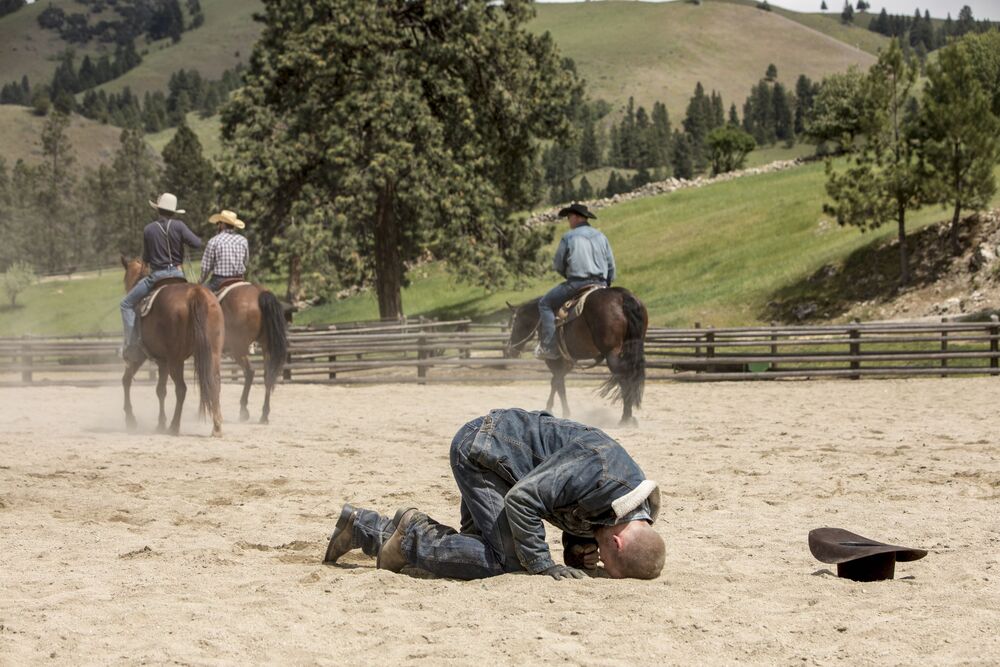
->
[2, 316, 999, 386]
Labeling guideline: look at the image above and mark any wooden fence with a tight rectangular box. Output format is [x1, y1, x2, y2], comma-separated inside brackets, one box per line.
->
[1, 317, 999, 386]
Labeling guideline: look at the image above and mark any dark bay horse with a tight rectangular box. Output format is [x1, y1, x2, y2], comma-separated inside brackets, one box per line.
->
[506, 287, 648, 426]
[215, 283, 288, 423]
[121, 257, 225, 436]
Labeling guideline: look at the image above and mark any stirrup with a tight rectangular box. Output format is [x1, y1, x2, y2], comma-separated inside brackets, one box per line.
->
[534, 343, 560, 360]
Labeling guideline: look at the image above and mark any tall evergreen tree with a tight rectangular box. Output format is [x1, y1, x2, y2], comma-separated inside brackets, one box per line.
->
[650, 101, 673, 173]
[683, 82, 710, 171]
[218, 0, 578, 316]
[671, 130, 694, 179]
[824, 40, 924, 285]
[161, 120, 216, 229]
[578, 109, 600, 170]
[35, 112, 76, 272]
[919, 39, 1000, 254]
[109, 124, 161, 256]
[841, 0, 854, 24]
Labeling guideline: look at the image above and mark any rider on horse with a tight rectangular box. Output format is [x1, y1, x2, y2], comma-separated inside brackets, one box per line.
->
[200, 210, 249, 292]
[535, 203, 616, 360]
[120, 193, 202, 362]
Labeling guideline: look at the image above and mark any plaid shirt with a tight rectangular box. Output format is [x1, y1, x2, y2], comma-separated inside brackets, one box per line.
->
[200, 230, 249, 281]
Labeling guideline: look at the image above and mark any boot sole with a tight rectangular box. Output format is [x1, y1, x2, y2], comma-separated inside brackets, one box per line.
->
[322, 503, 357, 564]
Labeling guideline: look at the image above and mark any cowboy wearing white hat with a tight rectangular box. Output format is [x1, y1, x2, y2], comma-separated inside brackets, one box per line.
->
[200, 210, 249, 292]
[119, 193, 203, 361]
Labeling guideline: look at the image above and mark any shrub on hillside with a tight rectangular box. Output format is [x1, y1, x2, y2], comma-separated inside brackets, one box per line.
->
[4, 261, 36, 308]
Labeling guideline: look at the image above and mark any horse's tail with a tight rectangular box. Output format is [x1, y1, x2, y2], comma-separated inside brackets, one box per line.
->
[258, 289, 288, 390]
[600, 289, 646, 408]
[190, 287, 222, 423]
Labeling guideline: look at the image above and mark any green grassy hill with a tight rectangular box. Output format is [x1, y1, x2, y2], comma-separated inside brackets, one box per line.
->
[0, 105, 127, 169]
[7, 161, 1000, 337]
[531, 0, 880, 118]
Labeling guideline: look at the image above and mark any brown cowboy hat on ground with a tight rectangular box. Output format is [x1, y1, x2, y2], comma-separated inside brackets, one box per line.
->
[808, 527, 927, 582]
[149, 193, 185, 215]
[209, 210, 246, 230]
[558, 203, 597, 220]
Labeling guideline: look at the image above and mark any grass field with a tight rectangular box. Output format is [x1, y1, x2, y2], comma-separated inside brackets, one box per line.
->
[0, 105, 127, 170]
[146, 112, 224, 160]
[531, 0, 879, 119]
[8, 161, 999, 337]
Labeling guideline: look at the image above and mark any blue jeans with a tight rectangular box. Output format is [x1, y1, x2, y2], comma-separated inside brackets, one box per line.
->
[351, 417, 523, 579]
[120, 267, 184, 346]
[538, 279, 603, 351]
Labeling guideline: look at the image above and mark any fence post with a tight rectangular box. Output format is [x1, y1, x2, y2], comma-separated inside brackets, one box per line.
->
[694, 322, 702, 358]
[849, 321, 860, 380]
[706, 328, 715, 362]
[770, 321, 779, 371]
[328, 354, 337, 380]
[991, 315, 999, 373]
[417, 335, 428, 384]
[21, 341, 32, 384]
[458, 322, 471, 359]
[283, 349, 292, 382]
[940, 317, 948, 378]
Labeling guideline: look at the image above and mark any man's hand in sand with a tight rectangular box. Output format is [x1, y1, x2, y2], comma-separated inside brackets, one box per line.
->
[568, 543, 600, 570]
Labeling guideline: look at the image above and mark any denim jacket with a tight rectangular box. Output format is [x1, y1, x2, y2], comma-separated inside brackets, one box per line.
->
[468, 408, 660, 573]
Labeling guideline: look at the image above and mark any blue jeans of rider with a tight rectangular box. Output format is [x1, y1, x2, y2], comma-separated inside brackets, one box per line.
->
[119, 267, 185, 347]
[538, 279, 604, 352]
[349, 417, 525, 579]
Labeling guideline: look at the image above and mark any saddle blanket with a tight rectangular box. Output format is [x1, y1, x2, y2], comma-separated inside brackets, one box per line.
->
[139, 284, 171, 318]
[215, 281, 253, 303]
[556, 284, 605, 326]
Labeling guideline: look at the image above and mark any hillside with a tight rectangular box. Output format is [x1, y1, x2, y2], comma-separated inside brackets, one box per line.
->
[7, 161, 1000, 336]
[0, 105, 126, 169]
[531, 0, 879, 118]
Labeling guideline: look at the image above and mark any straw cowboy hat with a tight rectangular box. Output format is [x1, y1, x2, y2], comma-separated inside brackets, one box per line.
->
[208, 210, 246, 230]
[149, 193, 185, 215]
[808, 527, 927, 582]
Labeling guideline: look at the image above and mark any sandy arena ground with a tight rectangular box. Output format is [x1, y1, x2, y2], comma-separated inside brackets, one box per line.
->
[1, 378, 998, 665]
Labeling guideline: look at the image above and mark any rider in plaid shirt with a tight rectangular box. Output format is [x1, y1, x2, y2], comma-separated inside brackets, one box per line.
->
[201, 210, 249, 291]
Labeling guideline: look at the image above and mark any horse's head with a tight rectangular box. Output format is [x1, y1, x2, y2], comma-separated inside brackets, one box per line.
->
[120, 254, 148, 293]
[505, 298, 540, 358]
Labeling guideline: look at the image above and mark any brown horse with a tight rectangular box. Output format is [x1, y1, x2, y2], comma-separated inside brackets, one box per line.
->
[215, 283, 288, 424]
[506, 287, 648, 426]
[121, 257, 225, 436]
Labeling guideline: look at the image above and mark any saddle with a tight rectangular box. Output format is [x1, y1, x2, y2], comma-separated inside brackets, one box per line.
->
[215, 280, 253, 304]
[554, 284, 605, 362]
[556, 284, 604, 328]
[138, 277, 187, 318]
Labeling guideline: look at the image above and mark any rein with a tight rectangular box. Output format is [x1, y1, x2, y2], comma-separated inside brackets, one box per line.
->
[508, 309, 540, 350]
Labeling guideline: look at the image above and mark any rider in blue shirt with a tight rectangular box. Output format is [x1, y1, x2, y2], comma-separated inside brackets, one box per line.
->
[536, 203, 616, 359]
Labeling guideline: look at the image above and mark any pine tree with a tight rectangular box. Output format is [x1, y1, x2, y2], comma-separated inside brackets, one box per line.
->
[218, 0, 578, 316]
[109, 124, 161, 256]
[683, 82, 710, 171]
[671, 130, 694, 179]
[728, 103, 739, 127]
[919, 40, 1000, 254]
[650, 101, 673, 172]
[824, 40, 924, 285]
[821, 0, 828, 10]
[765, 64, 778, 82]
[161, 120, 216, 228]
[841, 0, 854, 24]
[35, 112, 77, 272]
[577, 175, 593, 200]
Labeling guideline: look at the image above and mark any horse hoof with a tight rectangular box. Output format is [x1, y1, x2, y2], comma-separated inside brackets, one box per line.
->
[168, 426, 180, 436]
[259, 416, 269, 425]
[239, 410, 250, 423]
[125, 417, 138, 432]
[619, 417, 638, 428]
[211, 429, 223, 438]
[156, 424, 167, 434]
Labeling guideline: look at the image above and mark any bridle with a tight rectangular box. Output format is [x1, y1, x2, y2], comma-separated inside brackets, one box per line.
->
[507, 308, 539, 352]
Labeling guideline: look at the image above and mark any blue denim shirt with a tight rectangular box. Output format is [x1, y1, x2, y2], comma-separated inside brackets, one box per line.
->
[553, 224, 616, 284]
[468, 408, 659, 573]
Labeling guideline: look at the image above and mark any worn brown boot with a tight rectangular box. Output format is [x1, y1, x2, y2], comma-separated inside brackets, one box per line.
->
[376, 507, 420, 573]
[322, 503, 358, 564]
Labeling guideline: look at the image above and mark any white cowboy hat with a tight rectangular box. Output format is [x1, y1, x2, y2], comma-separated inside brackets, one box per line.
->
[149, 193, 185, 215]
[208, 210, 246, 230]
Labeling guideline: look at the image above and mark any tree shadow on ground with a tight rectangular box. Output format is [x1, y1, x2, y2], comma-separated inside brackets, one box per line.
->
[0, 303, 24, 313]
[761, 217, 984, 323]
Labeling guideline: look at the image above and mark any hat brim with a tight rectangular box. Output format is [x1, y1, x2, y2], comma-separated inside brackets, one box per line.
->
[209, 213, 245, 230]
[808, 527, 927, 564]
[558, 206, 597, 220]
[149, 200, 185, 215]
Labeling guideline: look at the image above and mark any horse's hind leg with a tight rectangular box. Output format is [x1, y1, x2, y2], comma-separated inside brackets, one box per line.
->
[606, 352, 638, 427]
[155, 362, 169, 432]
[236, 354, 254, 422]
[546, 360, 571, 417]
[122, 359, 144, 431]
[260, 357, 273, 425]
[167, 360, 187, 436]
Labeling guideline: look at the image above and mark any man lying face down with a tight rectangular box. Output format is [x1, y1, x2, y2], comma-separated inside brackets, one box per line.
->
[323, 408, 665, 580]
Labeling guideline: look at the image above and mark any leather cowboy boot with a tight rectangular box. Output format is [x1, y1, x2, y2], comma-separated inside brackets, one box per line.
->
[376, 507, 422, 573]
[322, 503, 358, 564]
